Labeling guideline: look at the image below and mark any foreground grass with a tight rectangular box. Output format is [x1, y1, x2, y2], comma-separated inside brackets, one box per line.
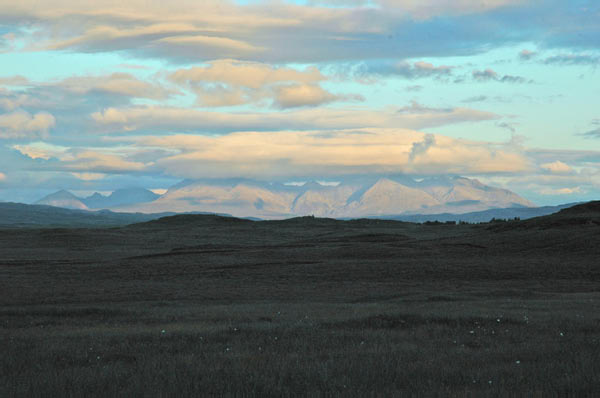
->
[3, 295, 600, 397]
[2, 210, 600, 396]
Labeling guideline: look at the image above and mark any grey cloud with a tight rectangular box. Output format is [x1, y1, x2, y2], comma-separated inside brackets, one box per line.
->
[462, 95, 488, 103]
[526, 149, 600, 165]
[472, 68, 529, 83]
[473, 68, 498, 81]
[519, 49, 537, 60]
[581, 128, 600, 139]
[499, 75, 528, 83]
[409, 133, 435, 162]
[496, 122, 517, 133]
[397, 101, 450, 115]
[543, 54, 600, 65]
[405, 85, 423, 92]
[355, 61, 454, 80]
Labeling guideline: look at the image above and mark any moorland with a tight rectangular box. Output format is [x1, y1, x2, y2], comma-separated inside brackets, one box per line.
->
[1, 202, 600, 396]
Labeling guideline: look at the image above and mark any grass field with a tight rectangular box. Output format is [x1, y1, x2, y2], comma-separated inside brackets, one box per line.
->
[2, 203, 600, 396]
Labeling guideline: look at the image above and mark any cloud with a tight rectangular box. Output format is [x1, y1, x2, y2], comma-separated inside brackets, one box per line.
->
[0, 172, 6, 181]
[4, 0, 593, 63]
[71, 172, 107, 181]
[0, 75, 30, 86]
[58, 73, 176, 100]
[57, 151, 147, 173]
[170, 60, 326, 89]
[169, 60, 350, 108]
[409, 133, 435, 161]
[539, 187, 582, 195]
[462, 95, 488, 103]
[519, 49, 537, 60]
[527, 148, 600, 166]
[472, 68, 528, 83]
[540, 160, 573, 174]
[12, 142, 69, 160]
[405, 85, 423, 92]
[111, 128, 530, 179]
[581, 128, 600, 139]
[0, 93, 36, 111]
[0, 110, 56, 139]
[543, 54, 600, 65]
[355, 61, 454, 80]
[272, 84, 341, 109]
[496, 122, 517, 133]
[90, 103, 498, 134]
[13, 143, 147, 173]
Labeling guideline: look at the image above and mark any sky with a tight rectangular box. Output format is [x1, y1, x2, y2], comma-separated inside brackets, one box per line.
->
[0, 0, 599, 205]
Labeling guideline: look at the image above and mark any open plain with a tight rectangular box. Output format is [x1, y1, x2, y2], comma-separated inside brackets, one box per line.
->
[2, 202, 600, 396]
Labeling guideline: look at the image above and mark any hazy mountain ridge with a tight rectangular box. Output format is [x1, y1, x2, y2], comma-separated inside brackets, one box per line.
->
[36, 188, 160, 210]
[114, 176, 534, 218]
[33, 176, 535, 219]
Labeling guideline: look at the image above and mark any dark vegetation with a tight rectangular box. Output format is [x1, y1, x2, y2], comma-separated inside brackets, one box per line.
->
[1, 202, 600, 396]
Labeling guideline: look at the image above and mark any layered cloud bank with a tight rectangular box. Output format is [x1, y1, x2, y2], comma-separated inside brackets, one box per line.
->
[0, 0, 599, 205]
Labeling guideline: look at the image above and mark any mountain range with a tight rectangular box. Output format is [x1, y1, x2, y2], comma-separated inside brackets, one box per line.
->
[35, 176, 535, 219]
[36, 188, 159, 210]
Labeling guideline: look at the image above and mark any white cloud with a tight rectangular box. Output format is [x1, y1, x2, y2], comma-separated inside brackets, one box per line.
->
[539, 187, 582, 195]
[0, 110, 56, 139]
[71, 172, 107, 181]
[58, 73, 176, 100]
[170, 60, 326, 88]
[59, 151, 146, 173]
[170, 60, 347, 108]
[540, 160, 573, 174]
[112, 128, 530, 179]
[90, 104, 498, 133]
[13, 143, 147, 173]
[273, 84, 339, 108]
[13, 142, 69, 160]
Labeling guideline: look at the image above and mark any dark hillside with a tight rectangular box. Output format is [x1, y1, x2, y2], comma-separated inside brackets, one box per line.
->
[489, 200, 600, 231]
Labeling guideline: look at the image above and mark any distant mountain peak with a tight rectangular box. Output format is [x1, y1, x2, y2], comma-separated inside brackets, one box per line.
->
[35, 190, 88, 210]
